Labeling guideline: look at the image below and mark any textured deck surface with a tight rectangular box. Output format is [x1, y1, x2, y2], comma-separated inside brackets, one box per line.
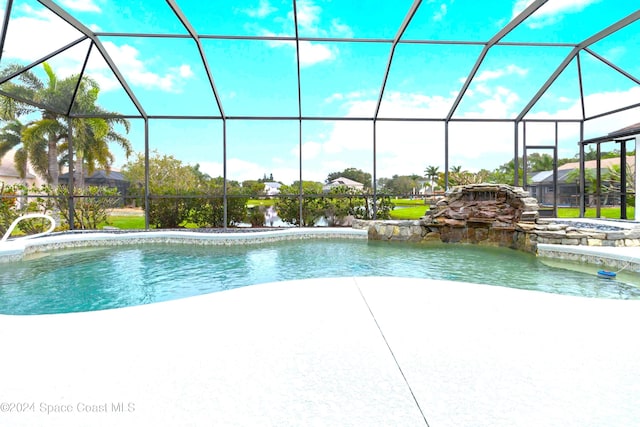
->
[1, 276, 639, 427]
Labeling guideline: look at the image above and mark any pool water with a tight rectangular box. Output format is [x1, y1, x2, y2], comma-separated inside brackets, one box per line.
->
[1, 240, 639, 315]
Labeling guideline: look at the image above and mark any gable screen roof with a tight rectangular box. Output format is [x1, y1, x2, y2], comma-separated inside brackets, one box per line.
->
[0, 1, 638, 189]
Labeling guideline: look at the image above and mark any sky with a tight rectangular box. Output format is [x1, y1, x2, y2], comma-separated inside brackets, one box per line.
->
[0, 0, 639, 185]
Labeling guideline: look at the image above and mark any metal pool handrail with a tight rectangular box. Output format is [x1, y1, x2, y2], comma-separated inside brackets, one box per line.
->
[1, 213, 56, 242]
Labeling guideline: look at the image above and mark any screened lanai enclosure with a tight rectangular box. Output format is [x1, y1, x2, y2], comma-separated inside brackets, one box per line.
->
[0, 0, 638, 229]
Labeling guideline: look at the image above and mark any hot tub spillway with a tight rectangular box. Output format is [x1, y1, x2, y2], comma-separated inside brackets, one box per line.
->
[364, 184, 540, 252]
[420, 184, 539, 250]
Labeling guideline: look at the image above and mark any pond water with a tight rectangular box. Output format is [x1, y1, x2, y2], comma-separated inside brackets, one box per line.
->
[1, 239, 639, 315]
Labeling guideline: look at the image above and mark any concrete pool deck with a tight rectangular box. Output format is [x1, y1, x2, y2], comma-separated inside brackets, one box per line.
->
[1, 228, 640, 426]
[1, 276, 640, 427]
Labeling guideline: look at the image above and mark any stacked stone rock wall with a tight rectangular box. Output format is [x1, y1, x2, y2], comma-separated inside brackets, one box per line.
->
[529, 219, 640, 247]
[357, 183, 640, 251]
[417, 184, 539, 251]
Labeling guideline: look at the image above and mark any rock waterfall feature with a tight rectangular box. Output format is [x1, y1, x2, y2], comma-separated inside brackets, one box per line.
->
[364, 184, 539, 252]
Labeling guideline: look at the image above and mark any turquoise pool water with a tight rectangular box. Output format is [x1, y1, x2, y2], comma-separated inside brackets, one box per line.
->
[1, 240, 639, 315]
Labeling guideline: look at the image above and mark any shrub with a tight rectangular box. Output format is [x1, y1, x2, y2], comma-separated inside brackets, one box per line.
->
[55, 185, 120, 229]
[148, 195, 191, 229]
[0, 183, 18, 236]
[245, 205, 266, 227]
[275, 182, 325, 226]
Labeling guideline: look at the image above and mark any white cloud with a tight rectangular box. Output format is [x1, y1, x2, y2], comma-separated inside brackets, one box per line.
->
[294, 0, 322, 34]
[1, 5, 85, 62]
[476, 64, 528, 82]
[604, 46, 627, 62]
[459, 65, 529, 118]
[322, 120, 373, 154]
[475, 69, 503, 82]
[291, 141, 322, 160]
[259, 29, 336, 68]
[376, 92, 516, 165]
[324, 93, 344, 103]
[298, 41, 335, 66]
[269, 0, 350, 66]
[196, 157, 306, 185]
[95, 41, 194, 93]
[473, 86, 520, 119]
[512, 0, 599, 29]
[196, 86, 640, 185]
[243, 0, 277, 18]
[527, 86, 640, 122]
[199, 158, 260, 182]
[310, 83, 598, 176]
[59, 0, 101, 13]
[330, 19, 353, 37]
[379, 92, 452, 118]
[433, 4, 447, 21]
[177, 64, 194, 78]
[324, 90, 373, 104]
[1, 6, 192, 94]
[474, 83, 492, 95]
[200, 158, 302, 185]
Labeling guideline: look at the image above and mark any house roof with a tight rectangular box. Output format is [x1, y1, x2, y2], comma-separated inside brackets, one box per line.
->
[530, 170, 553, 183]
[327, 177, 364, 187]
[0, 152, 36, 180]
[0, 164, 35, 179]
[609, 122, 640, 136]
[532, 168, 577, 185]
[582, 123, 640, 145]
[532, 156, 635, 185]
[59, 169, 128, 182]
[558, 156, 635, 170]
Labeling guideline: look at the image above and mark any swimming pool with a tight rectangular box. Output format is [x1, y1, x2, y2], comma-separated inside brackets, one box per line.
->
[1, 238, 639, 315]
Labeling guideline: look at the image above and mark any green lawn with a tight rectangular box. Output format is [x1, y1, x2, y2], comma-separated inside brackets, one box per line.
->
[101, 215, 146, 229]
[388, 198, 430, 219]
[389, 205, 429, 220]
[556, 206, 635, 219]
[388, 205, 636, 221]
[101, 204, 636, 227]
[392, 198, 429, 206]
[247, 199, 276, 207]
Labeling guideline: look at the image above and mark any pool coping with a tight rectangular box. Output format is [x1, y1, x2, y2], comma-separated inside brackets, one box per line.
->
[3, 226, 639, 273]
[0, 227, 368, 263]
[537, 243, 640, 273]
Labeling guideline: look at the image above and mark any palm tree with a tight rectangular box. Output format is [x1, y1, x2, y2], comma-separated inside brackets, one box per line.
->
[0, 63, 65, 186]
[1, 62, 131, 187]
[528, 153, 554, 172]
[72, 116, 132, 188]
[0, 119, 29, 182]
[424, 165, 439, 192]
[605, 163, 635, 206]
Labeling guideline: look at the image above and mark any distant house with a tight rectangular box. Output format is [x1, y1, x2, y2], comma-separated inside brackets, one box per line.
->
[263, 181, 282, 196]
[416, 178, 430, 195]
[0, 162, 36, 186]
[529, 156, 635, 206]
[323, 177, 365, 192]
[59, 169, 130, 205]
[0, 150, 42, 186]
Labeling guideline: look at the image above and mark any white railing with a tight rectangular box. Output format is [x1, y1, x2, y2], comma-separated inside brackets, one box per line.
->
[1, 213, 56, 242]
